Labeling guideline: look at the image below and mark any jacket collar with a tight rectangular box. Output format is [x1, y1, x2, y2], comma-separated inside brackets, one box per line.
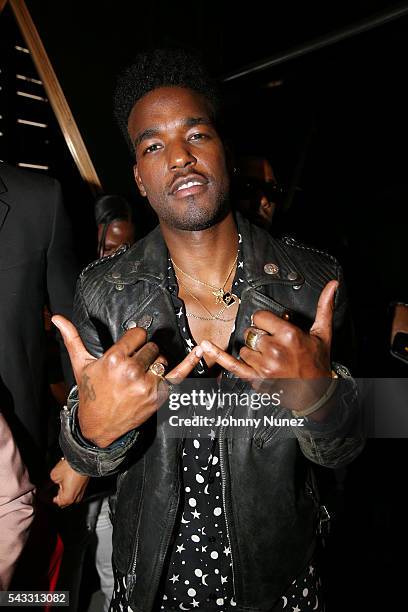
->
[104, 212, 304, 289]
[237, 213, 304, 288]
[104, 224, 168, 286]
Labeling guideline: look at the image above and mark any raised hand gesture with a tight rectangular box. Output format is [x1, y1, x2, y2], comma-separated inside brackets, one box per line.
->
[53, 316, 203, 447]
[200, 280, 339, 413]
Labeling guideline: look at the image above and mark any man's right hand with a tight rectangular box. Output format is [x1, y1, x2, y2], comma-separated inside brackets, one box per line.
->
[52, 316, 203, 448]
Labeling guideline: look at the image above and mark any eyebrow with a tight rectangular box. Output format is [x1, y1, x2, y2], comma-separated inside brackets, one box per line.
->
[133, 116, 212, 148]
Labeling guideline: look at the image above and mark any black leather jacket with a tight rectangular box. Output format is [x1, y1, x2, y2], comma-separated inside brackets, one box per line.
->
[60, 214, 363, 612]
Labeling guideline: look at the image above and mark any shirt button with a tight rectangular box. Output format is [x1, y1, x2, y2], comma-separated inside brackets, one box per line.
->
[209, 536, 217, 543]
[209, 476, 215, 484]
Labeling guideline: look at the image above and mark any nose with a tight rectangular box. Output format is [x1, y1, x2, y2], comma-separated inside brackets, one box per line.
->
[168, 140, 197, 172]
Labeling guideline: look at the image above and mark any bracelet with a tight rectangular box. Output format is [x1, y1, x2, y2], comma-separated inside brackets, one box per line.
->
[292, 370, 339, 417]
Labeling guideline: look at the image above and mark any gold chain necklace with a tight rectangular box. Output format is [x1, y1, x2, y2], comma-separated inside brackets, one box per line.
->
[176, 275, 239, 322]
[171, 252, 239, 306]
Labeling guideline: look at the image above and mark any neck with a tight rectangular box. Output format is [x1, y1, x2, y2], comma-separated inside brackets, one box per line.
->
[161, 212, 239, 285]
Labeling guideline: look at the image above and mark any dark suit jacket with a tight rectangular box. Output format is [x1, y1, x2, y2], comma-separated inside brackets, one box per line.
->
[0, 162, 77, 481]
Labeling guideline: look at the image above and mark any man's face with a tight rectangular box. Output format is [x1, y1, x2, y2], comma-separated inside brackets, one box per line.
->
[97, 220, 135, 257]
[127, 87, 230, 231]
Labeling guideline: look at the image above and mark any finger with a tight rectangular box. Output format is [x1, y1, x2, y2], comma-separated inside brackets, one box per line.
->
[200, 341, 255, 379]
[53, 492, 62, 506]
[50, 470, 61, 484]
[132, 341, 161, 371]
[145, 355, 169, 380]
[166, 346, 204, 384]
[309, 280, 338, 346]
[52, 315, 95, 381]
[53, 494, 69, 509]
[243, 327, 270, 354]
[53, 486, 65, 507]
[239, 345, 267, 370]
[109, 327, 147, 357]
[251, 310, 291, 336]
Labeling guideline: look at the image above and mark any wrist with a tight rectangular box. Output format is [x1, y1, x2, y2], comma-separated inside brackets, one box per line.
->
[292, 369, 338, 418]
[78, 411, 116, 448]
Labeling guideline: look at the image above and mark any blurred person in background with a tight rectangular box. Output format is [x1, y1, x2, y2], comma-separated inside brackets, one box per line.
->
[0, 162, 77, 596]
[0, 412, 35, 590]
[0, 162, 77, 482]
[233, 155, 287, 232]
[95, 194, 136, 257]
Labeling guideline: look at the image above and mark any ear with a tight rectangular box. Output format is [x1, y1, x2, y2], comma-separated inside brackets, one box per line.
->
[133, 164, 147, 197]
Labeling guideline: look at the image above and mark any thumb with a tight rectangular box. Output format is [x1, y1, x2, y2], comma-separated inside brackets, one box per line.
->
[53, 488, 65, 507]
[309, 280, 338, 347]
[50, 468, 60, 484]
[52, 315, 95, 383]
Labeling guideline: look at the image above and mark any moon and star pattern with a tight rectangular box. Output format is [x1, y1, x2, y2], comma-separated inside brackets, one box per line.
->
[109, 240, 324, 611]
[152, 255, 245, 610]
[275, 563, 325, 611]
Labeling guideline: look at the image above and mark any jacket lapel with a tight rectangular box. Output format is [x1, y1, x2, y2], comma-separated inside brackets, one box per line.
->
[111, 227, 187, 370]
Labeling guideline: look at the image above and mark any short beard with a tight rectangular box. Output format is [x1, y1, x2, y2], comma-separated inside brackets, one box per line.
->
[157, 189, 231, 231]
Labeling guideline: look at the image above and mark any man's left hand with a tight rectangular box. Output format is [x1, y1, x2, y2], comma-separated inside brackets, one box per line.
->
[50, 458, 90, 508]
[200, 280, 338, 412]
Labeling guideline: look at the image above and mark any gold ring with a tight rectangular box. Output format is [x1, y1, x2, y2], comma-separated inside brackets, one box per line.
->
[245, 328, 268, 351]
[149, 362, 166, 377]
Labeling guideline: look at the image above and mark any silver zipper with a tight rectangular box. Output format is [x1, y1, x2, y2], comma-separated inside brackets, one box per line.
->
[126, 462, 145, 598]
[219, 402, 237, 601]
[126, 507, 142, 598]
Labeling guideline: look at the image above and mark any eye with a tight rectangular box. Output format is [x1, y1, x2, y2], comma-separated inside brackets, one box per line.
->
[189, 132, 208, 142]
[144, 143, 162, 155]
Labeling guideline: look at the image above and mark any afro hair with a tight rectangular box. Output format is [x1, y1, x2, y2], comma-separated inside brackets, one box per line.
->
[113, 48, 221, 153]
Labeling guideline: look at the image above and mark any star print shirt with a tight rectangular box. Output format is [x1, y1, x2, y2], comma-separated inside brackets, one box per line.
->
[154, 249, 245, 611]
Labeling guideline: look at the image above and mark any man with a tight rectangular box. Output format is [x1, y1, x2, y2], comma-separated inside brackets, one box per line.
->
[56, 49, 363, 612]
[234, 155, 281, 231]
[0, 162, 77, 482]
[95, 194, 136, 257]
[0, 412, 35, 589]
[0, 162, 83, 593]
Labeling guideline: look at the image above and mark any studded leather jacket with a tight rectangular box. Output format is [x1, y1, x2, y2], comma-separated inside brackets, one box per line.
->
[60, 214, 363, 612]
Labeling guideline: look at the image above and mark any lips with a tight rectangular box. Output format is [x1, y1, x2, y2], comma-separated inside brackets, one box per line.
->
[170, 174, 208, 195]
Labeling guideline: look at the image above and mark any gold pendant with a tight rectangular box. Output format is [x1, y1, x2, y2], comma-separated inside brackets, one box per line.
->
[221, 292, 238, 307]
[212, 288, 225, 304]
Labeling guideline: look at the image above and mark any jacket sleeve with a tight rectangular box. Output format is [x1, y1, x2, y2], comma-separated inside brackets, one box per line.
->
[293, 262, 365, 469]
[292, 365, 365, 469]
[0, 413, 35, 590]
[59, 280, 139, 477]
